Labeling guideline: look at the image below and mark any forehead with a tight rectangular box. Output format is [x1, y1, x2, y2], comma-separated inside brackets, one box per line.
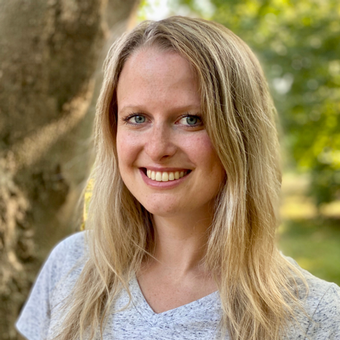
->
[116, 47, 201, 113]
[120, 46, 197, 84]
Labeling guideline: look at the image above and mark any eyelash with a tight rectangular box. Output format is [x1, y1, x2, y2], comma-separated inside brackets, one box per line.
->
[122, 113, 146, 125]
[178, 114, 203, 127]
[122, 113, 203, 128]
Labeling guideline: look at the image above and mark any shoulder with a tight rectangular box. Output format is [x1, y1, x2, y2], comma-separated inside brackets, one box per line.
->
[49, 230, 87, 259]
[284, 256, 340, 338]
[285, 255, 340, 305]
[43, 231, 87, 283]
[303, 272, 340, 338]
[48, 231, 89, 291]
[16, 231, 88, 340]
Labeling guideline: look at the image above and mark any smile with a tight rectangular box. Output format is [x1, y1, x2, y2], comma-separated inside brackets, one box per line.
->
[144, 169, 190, 182]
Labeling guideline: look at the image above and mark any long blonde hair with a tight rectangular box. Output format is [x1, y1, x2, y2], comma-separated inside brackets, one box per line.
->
[58, 16, 306, 340]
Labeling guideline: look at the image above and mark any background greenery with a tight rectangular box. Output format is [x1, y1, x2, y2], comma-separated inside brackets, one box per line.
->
[136, 0, 340, 284]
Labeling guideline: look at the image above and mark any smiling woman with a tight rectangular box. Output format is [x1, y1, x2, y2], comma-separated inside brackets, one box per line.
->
[116, 48, 225, 219]
[16, 16, 340, 340]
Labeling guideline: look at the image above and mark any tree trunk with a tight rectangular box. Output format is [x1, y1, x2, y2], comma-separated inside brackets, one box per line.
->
[0, 0, 138, 338]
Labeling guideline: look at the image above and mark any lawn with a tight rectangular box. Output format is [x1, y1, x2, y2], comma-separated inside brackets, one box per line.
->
[278, 172, 340, 285]
[278, 218, 340, 285]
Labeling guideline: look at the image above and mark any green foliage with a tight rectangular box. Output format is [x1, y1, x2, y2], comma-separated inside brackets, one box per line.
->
[174, 0, 340, 207]
[137, 0, 149, 21]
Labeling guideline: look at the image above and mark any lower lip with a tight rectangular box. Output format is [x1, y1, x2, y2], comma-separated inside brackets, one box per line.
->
[140, 169, 190, 189]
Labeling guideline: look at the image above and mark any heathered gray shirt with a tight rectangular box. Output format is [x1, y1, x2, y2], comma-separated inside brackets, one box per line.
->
[16, 232, 340, 339]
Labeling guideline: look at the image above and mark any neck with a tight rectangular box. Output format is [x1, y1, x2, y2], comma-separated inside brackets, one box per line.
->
[137, 209, 218, 313]
[149, 210, 213, 276]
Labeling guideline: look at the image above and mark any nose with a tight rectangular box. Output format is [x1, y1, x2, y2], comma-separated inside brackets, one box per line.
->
[144, 124, 177, 161]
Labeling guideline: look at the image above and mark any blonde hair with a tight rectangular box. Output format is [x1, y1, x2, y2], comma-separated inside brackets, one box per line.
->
[57, 16, 306, 340]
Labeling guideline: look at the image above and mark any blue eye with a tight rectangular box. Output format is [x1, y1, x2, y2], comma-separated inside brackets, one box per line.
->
[132, 115, 145, 124]
[179, 115, 203, 127]
[124, 114, 146, 124]
[185, 116, 199, 125]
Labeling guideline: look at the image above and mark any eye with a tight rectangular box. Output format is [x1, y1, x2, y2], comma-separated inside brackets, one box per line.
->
[185, 116, 200, 125]
[131, 115, 146, 124]
[178, 114, 203, 127]
[123, 114, 147, 125]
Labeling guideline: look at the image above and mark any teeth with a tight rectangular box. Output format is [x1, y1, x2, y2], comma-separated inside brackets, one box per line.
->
[162, 172, 168, 181]
[146, 170, 188, 182]
[151, 171, 156, 180]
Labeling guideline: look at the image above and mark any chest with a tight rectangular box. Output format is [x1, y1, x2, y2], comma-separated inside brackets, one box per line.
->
[48, 276, 223, 340]
[137, 273, 218, 314]
[103, 277, 223, 340]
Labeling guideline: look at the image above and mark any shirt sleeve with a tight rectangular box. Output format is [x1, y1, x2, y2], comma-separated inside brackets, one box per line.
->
[15, 232, 86, 340]
[306, 283, 340, 339]
[16, 245, 60, 340]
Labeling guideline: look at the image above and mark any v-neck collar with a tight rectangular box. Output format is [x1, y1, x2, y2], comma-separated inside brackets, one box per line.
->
[129, 275, 221, 326]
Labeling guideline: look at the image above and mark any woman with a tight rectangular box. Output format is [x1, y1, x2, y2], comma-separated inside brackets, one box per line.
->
[16, 16, 340, 340]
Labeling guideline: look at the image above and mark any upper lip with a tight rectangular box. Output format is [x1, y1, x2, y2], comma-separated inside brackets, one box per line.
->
[140, 166, 191, 172]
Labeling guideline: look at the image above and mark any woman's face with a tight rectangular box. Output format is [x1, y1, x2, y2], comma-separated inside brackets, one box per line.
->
[116, 47, 225, 219]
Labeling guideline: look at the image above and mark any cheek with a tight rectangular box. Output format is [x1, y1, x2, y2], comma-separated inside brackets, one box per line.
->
[116, 130, 141, 170]
[186, 134, 223, 169]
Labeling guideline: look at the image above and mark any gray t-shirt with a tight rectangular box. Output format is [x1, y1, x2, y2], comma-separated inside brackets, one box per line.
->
[16, 232, 340, 339]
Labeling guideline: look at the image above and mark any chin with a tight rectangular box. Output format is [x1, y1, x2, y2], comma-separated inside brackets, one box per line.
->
[142, 204, 180, 217]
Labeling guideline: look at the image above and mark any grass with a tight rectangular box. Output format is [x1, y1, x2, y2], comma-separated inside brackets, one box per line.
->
[278, 218, 340, 285]
[278, 172, 340, 285]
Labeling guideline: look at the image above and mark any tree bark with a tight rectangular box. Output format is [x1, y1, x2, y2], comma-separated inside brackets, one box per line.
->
[0, 0, 138, 338]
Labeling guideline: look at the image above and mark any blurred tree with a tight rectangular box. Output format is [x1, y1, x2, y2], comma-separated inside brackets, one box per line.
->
[0, 0, 138, 339]
[171, 0, 340, 208]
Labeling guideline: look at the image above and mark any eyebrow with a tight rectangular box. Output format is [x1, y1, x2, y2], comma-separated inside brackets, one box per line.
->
[118, 105, 202, 115]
